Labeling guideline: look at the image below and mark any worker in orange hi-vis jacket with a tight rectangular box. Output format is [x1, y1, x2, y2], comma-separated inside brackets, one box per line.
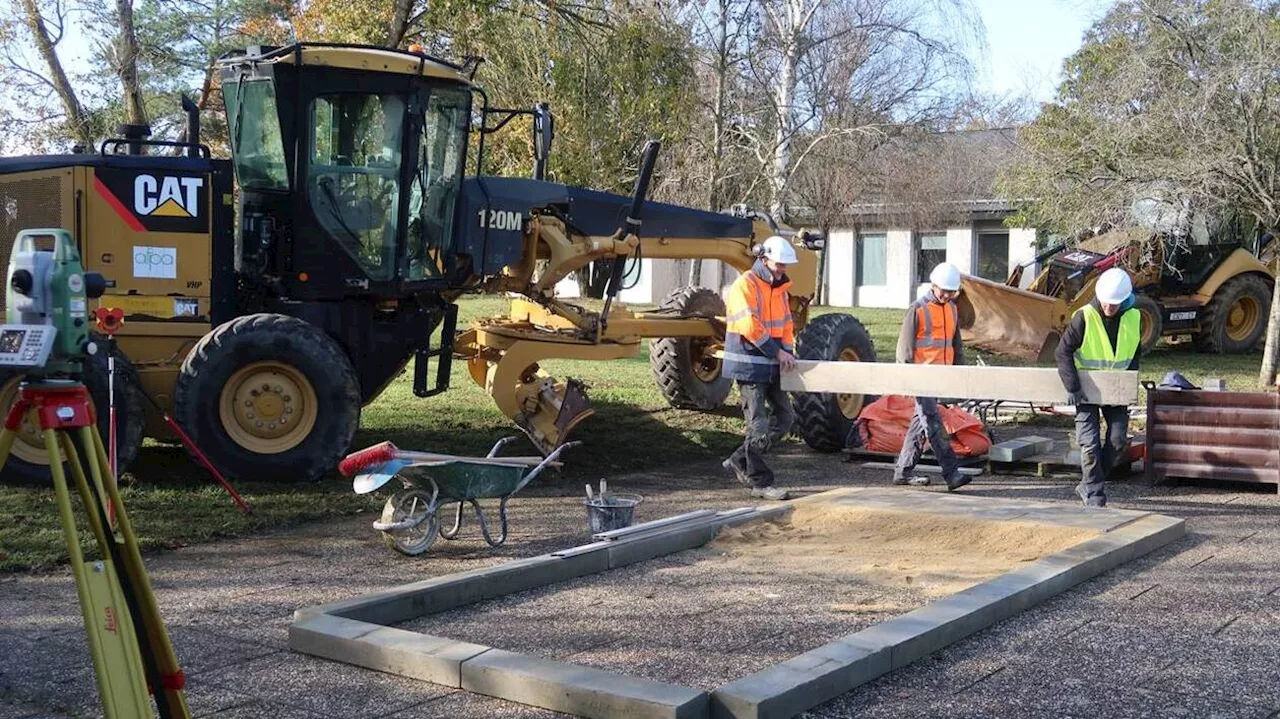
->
[720, 236, 798, 501]
[892, 261, 971, 492]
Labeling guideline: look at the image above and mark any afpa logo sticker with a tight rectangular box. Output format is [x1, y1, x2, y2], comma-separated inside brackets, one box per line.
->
[134, 175, 204, 219]
[93, 168, 210, 234]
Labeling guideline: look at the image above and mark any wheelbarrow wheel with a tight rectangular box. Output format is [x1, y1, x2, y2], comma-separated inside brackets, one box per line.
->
[379, 488, 440, 556]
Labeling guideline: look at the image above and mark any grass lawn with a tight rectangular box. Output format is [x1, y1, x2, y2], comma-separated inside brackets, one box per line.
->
[0, 296, 1268, 572]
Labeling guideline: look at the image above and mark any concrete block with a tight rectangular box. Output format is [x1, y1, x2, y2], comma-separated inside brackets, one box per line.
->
[855, 581, 1011, 670]
[607, 521, 718, 569]
[1203, 378, 1226, 391]
[472, 552, 611, 600]
[711, 636, 890, 719]
[461, 648, 709, 719]
[323, 574, 487, 625]
[289, 614, 487, 687]
[592, 510, 717, 541]
[989, 435, 1056, 462]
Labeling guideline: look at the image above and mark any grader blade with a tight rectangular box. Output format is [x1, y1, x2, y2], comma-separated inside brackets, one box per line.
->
[456, 321, 640, 456]
[956, 274, 1070, 363]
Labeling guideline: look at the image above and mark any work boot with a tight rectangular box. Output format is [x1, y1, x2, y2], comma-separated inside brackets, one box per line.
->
[722, 458, 750, 486]
[945, 475, 971, 492]
[1075, 484, 1106, 508]
[750, 485, 790, 501]
[893, 475, 931, 487]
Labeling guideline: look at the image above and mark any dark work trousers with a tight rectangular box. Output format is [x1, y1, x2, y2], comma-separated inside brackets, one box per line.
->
[727, 380, 795, 488]
[1074, 404, 1129, 506]
[893, 397, 960, 483]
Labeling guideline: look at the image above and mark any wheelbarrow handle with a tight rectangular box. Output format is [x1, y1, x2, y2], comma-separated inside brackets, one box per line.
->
[512, 441, 583, 495]
[487, 436, 521, 458]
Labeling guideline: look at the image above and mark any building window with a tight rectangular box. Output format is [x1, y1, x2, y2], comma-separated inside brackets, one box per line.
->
[856, 232, 887, 285]
[917, 232, 948, 285]
[975, 232, 1009, 282]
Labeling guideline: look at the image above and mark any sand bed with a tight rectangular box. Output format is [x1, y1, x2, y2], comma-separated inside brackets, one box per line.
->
[398, 503, 1101, 691]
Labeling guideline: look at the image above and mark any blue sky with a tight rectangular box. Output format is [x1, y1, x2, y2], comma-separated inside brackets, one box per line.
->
[971, 0, 1108, 102]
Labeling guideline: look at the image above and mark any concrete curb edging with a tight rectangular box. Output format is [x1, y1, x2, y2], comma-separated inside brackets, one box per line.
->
[288, 491, 1185, 719]
[289, 505, 792, 718]
[708, 512, 1185, 718]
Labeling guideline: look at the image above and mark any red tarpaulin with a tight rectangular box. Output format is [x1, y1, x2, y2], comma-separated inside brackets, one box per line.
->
[852, 395, 991, 457]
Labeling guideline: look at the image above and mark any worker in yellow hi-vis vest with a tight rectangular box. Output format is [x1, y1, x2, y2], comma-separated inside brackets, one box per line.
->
[1056, 267, 1141, 507]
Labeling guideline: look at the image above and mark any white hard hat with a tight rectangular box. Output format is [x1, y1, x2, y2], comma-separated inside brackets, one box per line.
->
[929, 262, 961, 291]
[1094, 267, 1133, 304]
[762, 235, 798, 264]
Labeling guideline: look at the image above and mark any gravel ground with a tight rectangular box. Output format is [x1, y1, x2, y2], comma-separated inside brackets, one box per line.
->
[3, 426, 1279, 718]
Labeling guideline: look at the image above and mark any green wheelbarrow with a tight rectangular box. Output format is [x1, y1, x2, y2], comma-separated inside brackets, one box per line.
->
[339, 437, 581, 556]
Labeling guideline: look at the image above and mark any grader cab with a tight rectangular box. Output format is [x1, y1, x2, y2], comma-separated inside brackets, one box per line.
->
[0, 42, 871, 484]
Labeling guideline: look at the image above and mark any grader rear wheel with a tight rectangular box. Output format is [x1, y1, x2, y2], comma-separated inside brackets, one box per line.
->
[0, 350, 146, 485]
[791, 312, 877, 452]
[173, 313, 361, 483]
[649, 285, 732, 410]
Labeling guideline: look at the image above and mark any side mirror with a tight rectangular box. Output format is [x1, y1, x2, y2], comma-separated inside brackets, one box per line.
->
[532, 102, 553, 180]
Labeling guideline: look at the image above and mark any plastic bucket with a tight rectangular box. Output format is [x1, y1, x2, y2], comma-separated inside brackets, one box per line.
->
[584, 493, 644, 534]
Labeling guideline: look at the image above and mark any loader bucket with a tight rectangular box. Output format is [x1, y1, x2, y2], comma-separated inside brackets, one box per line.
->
[956, 274, 1071, 363]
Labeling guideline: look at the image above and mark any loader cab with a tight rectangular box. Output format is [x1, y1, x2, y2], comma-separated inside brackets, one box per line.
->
[218, 44, 474, 300]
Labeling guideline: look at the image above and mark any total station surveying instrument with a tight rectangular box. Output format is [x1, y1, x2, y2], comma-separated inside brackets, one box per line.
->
[0, 228, 190, 718]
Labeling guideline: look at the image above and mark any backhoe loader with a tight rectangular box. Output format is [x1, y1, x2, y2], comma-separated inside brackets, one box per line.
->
[0, 42, 870, 484]
[957, 225, 1275, 362]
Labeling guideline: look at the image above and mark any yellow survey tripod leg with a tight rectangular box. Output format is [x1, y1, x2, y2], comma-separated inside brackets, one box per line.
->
[0, 379, 190, 718]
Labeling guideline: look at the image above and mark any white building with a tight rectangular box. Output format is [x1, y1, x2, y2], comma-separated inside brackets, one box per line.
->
[555, 128, 1037, 309]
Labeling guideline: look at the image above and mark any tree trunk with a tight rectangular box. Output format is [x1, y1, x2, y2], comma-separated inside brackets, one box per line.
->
[386, 0, 415, 48]
[115, 0, 147, 126]
[1259, 255, 1280, 387]
[695, 0, 731, 291]
[769, 0, 802, 221]
[816, 222, 831, 306]
[21, 0, 92, 149]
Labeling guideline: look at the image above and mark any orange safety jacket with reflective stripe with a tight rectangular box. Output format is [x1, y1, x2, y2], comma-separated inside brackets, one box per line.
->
[911, 295, 958, 365]
[722, 260, 795, 383]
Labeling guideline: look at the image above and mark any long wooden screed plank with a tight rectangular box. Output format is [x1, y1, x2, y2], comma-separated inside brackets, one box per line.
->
[780, 360, 1139, 406]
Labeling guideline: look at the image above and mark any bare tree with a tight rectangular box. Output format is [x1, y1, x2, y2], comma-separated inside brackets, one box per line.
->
[737, 0, 984, 220]
[0, 0, 93, 149]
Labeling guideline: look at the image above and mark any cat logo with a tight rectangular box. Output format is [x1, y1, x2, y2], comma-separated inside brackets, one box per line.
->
[133, 175, 204, 219]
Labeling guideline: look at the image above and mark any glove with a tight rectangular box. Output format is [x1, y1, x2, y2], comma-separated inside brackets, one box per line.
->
[1067, 390, 1090, 406]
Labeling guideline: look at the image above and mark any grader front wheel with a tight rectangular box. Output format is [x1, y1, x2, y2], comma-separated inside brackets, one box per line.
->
[172, 313, 361, 483]
[791, 312, 877, 452]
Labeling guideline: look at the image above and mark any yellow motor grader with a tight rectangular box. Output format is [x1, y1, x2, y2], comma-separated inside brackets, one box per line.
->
[0, 42, 871, 484]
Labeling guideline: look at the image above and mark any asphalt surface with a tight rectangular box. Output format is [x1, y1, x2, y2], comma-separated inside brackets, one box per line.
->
[3, 429, 1279, 719]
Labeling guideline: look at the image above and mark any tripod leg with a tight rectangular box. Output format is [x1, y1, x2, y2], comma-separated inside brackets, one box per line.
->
[84, 425, 191, 718]
[0, 425, 20, 468]
[46, 429, 153, 719]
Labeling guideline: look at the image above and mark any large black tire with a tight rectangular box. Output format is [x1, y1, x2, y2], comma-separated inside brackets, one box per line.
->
[0, 350, 146, 485]
[648, 285, 732, 410]
[172, 313, 361, 483]
[1193, 274, 1272, 353]
[790, 312, 877, 452]
[1133, 293, 1163, 356]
